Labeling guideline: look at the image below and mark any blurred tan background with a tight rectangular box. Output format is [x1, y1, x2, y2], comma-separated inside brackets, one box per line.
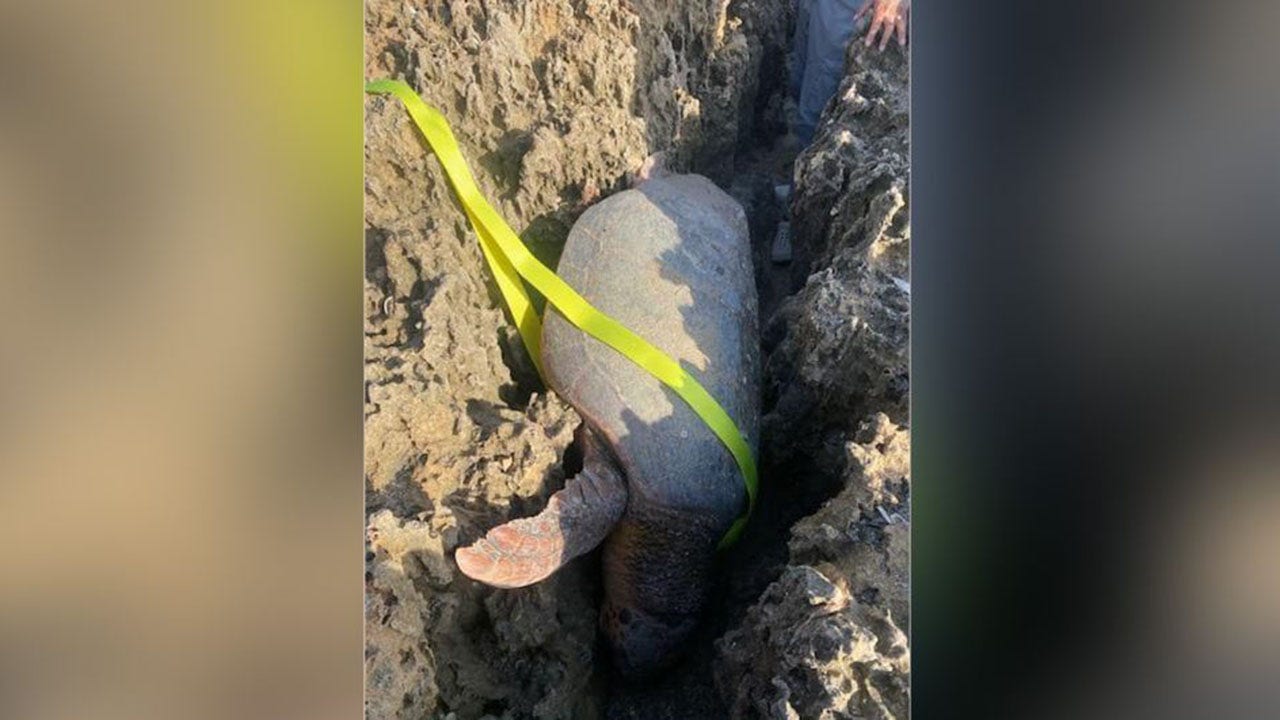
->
[0, 2, 362, 718]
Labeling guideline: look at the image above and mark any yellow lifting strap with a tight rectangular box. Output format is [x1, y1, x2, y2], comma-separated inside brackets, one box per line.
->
[366, 79, 756, 547]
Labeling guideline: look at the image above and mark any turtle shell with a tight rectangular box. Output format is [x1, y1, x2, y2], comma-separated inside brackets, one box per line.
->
[541, 174, 760, 528]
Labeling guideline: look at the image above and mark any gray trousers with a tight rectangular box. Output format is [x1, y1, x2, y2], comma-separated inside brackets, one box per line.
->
[791, 0, 864, 145]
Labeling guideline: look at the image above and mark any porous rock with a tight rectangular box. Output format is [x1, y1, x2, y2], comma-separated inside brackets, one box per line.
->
[715, 416, 910, 720]
[790, 40, 909, 286]
[713, 38, 910, 720]
[364, 0, 789, 716]
[761, 40, 909, 470]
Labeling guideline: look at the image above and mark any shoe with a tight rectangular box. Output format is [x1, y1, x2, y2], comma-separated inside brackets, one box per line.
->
[771, 222, 793, 264]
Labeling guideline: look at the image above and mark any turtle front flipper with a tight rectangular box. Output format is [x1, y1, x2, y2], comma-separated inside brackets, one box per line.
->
[455, 431, 627, 589]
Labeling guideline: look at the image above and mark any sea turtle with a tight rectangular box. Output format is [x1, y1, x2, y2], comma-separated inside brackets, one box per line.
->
[455, 173, 760, 674]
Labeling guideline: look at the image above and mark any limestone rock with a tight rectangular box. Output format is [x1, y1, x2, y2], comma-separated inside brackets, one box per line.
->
[758, 34, 910, 467]
[364, 0, 789, 716]
[714, 32, 910, 720]
[716, 416, 910, 720]
[790, 40, 908, 285]
[715, 564, 909, 720]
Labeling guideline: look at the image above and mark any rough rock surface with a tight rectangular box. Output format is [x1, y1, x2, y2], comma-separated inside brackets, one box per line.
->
[761, 39, 909, 469]
[789, 40, 909, 289]
[713, 41, 910, 720]
[716, 415, 910, 720]
[363, 0, 789, 717]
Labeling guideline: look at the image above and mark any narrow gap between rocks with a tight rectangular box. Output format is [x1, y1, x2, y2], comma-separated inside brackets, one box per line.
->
[601, 75, 851, 720]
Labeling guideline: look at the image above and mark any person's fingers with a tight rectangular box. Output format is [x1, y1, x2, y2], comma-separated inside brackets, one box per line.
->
[896, 16, 907, 47]
[873, 7, 893, 51]
[854, 0, 872, 22]
[866, 16, 883, 46]
[873, 2, 899, 49]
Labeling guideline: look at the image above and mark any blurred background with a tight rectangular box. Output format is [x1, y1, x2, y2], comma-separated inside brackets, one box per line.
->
[0, 1, 362, 718]
[913, 0, 1280, 717]
[0, 0, 1275, 719]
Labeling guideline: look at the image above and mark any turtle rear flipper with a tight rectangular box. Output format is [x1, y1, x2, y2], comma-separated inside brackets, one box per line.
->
[455, 433, 627, 589]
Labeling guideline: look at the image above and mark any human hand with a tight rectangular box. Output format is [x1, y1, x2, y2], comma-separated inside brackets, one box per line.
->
[855, 0, 909, 51]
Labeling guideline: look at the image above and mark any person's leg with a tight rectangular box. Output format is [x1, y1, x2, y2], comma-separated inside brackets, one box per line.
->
[790, 0, 813, 100]
[796, 0, 863, 145]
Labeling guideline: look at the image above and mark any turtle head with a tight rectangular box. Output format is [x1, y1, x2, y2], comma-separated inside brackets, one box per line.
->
[601, 598, 697, 677]
[596, 505, 723, 676]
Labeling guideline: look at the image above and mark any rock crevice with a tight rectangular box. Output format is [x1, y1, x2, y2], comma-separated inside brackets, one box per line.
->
[713, 40, 910, 720]
[364, 1, 792, 717]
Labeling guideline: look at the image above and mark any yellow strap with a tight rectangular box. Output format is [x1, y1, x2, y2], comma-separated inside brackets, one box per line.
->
[367, 78, 755, 547]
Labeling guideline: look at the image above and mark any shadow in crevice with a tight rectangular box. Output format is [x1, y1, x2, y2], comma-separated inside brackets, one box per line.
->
[476, 128, 534, 202]
[365, 226, 391, 290]
[463, 398, 517, 443]
[488, 208, 577, 408]
[366, 461, 435, 520]
[399, 267, 442, 351]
